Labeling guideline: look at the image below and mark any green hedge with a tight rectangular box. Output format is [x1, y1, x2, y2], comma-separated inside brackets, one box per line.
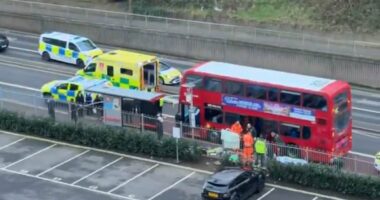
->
[268, 161, 380, 200]
[0, 110, 201, 162]
[220, 154, 380, 199]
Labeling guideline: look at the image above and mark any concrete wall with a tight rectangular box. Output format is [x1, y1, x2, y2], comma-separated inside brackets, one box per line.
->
[1, 12, 379, 88]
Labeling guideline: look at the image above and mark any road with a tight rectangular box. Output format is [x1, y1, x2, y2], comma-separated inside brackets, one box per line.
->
[0, 130, 347, 200]
[1, 0, 380, 60]
[0, 29, 379, 154]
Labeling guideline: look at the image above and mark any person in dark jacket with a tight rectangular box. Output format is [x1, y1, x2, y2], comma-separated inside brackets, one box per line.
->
[76, 91, 84, 117]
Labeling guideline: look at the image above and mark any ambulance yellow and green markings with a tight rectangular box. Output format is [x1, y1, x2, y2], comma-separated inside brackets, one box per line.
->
[40, 76, 110, 102]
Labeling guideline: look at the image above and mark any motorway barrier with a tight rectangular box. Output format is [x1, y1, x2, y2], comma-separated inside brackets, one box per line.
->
[0, 2, 380, 88]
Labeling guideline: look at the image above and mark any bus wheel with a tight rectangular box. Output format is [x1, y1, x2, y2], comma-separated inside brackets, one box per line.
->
[42, 52, 50, 61]
[76, 59, 85, 68]
[287, 144, 301, 158]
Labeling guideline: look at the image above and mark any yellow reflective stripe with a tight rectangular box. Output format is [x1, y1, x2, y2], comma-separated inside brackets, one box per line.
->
[65, 49, 73, 58]
[79, 53, 88, 62]
[52, 46, 59, 55]
[39, 42, 46, 52]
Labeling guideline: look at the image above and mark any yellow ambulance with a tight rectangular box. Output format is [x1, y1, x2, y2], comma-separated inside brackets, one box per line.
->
[76, 50, 159, 92]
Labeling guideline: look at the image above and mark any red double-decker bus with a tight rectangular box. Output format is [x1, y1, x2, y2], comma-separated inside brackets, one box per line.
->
[177, 61, 352, 156]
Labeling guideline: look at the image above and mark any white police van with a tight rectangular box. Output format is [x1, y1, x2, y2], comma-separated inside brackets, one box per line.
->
[38, 32, 103, 68]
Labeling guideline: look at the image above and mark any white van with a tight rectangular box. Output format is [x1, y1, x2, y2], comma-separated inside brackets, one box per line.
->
[38, 32, 103, 67]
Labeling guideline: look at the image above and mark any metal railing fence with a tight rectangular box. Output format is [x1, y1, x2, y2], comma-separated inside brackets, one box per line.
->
[1, 0, 380, 59]
[0, 87, 378, 177]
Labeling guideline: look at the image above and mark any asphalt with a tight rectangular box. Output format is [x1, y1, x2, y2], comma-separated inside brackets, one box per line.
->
[0, 131, 346, 200]
[1, 0, 380, 60]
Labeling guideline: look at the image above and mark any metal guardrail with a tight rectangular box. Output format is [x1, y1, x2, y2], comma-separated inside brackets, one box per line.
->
[1, 0, 380, 59]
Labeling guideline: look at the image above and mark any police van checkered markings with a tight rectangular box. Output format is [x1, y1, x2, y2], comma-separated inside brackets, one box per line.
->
[0, 130, 347, 200]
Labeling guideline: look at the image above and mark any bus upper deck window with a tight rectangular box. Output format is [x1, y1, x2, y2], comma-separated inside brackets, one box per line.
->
[205, 77, 222, 92]
[303, 93, 327, 111]
[246, 85, 266, 100]
[224, 81, 244, 96]
[185, 75, 203, 88]
[280, 90, 301, 106]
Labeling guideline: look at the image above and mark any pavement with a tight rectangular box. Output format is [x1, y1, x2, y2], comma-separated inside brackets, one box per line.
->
[0, 130, 346, 200]
[1, 0, 380, 60]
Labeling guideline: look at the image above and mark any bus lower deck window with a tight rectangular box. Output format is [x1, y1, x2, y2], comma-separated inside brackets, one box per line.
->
[205, 107, 223, 123]
[280, 123, 301, 139]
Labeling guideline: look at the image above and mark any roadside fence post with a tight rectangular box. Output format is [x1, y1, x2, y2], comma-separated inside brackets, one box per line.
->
[141, 113, 144, 133]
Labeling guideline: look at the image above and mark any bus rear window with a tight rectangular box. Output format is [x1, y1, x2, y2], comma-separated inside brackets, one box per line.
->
[334, 91, 350, 133]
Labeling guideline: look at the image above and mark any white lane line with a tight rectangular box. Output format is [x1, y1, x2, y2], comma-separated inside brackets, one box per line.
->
[9, 46, 38, 53]
[71, 157, 123, 185]
[147, 171, 195, 200]
[3, 144, 56, 169]
[0, 81, 39, 92]
[257, 187, 275, 200]
[1, 168, 135, 200]
[37, 150, 90, 177]
[353, 106, 380, 114]
[353, 129, 380, 139]
[0, 60, 72, 77]
[108, 163, 159, 193]
[312, 197, 319, 200]
[349, 151, 375, 159]
[266, 183, 346, 200]
[0, 138, 25, 151]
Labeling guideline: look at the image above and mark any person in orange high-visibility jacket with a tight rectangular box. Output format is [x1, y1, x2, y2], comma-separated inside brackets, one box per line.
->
[230, 120, 243, 136]
[242, 130, 254, 162]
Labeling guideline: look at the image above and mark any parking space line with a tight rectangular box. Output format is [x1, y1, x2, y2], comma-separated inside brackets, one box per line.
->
[71, 157, 123, 185]
[36, 150, 90, 177]
[257, 187, 275, 200]
[2, 144, 56, 169]
[1, 168, 135, 200]
[266, 184, 346, 200]
[108, 163, 159, 193]
[0, 138, 25, 150]
[147, 171, 195, 200]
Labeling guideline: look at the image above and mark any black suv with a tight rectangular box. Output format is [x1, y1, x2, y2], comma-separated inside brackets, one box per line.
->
[202, 168, 265, 200]
[0, 34, 9, 52]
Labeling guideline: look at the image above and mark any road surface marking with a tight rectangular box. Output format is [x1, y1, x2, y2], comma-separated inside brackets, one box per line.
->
[0, 81, 39, 92]
[108, 163, 159, 193]
[37, 150, 90, 177]
[257, 187, 275, 200]
[71, 157, 123, 185]
[0, 130, 348, 199]
[147, 171, 195, 200]
[352, 107, 380, 114]
[1, 168, 136, 200]
[0, 138, 25, 151]
[0, 98, 68, 115]
[266, 184, 346, 200]
[0, 59, 72, 77]
[3, 144, 56, 169]
[9, 46, 37, 53]
[312, 197, 319, 200]
[349, 151, 375, 159]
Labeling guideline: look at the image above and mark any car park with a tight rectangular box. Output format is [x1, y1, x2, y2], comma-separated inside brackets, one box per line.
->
[0, 34, 9, 52]
[159, 61, 182, 85]
[202, 168, 265, 200]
